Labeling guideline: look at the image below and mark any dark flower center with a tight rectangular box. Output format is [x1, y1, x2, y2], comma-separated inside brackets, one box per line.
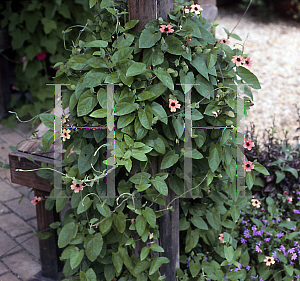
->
[246, 143, 250, 146]
[194, 7, 198, 11]
[76, 184, 80, 187]
[245, 60, 249, 64]
[164, 28, 169, 32]
[171, 102, 175, 106]
[237, 58, 241, 62]
[246, 164, 250, 167]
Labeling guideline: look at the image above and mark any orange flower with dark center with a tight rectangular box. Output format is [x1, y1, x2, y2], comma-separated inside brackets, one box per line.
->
[169, 99, 181, 112]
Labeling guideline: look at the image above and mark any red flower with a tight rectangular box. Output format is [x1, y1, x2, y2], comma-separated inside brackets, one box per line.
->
[37, 52, 47, 61]
[159, 24, 174, 34]
[243, 161, 254, 172]
[169, 99, 181, 112]
[232, 55, 244, 66]
[71, 180, 83, 193]
[244, 138, 255, 150]
[244, 56, 253, 67]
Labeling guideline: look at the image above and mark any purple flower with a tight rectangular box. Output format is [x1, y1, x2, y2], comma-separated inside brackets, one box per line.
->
[296, 191, 300, 195]
[263, 219, 269, 225]
[255, 245, 262, 253]
[276, 217, 281, 223]
[290, 261, 295, 266]
[297, 197, 300, 201]
[252, 225, 257, 231]
[242, 220, 249, 225]
[294, 241, 299, 246]
[241, 237, 247, 243]
[223, 278, 228, 280]
[291, 226, 297, 230]
[246, 265, 251, 271]
[293, 209, 300, 214]
[266, 231, 272, 235]
[277, 232, 284, 238]
[291, 253, 297, 260]
[288, 248, 295, 254]
[280, 245, 285, 251]
[186, 260, 190, 267]
[295, 274, 300, 278]
[264, 237, 271, 242]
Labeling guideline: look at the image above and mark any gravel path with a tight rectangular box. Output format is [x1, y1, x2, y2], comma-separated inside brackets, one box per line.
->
[215, 7, 300, 148]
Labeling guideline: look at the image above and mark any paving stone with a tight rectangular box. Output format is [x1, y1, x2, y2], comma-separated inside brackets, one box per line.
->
[4, 198, 36, 221]
[0, 230, 23, 257]
[2, 250, 41, 281]
[0, 132, 28, 150]
[0, 145, 12, 163]
[0, 272, 21, 281]
[0, 213, 33, 238]
[14, 122, 36, 137]
[0, 181, 22, 202]
[0, 168, 11, 182]
[0, 203, 10, 215]
[15, 232, 40, 260]
[15, 185, 35, 201]
[0, 125, 15, 135]
[0, 261, 9, 275]
[26, 217, 37, 229]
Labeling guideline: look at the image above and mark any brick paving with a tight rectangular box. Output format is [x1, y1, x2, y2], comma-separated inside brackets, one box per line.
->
[0, 123, 46, 281]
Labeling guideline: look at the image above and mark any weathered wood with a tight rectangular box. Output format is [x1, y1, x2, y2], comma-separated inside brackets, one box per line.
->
[197, 0, 217, 5]
[158, 156, 180, 281]
[127, 0, 174, 31]
[9, 151, 54, 193]
[34, 189, 64, 280]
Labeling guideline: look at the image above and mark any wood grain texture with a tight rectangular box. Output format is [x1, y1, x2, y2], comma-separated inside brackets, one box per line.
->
[9, 151, 54, 193]
[34, 189, 64, 279]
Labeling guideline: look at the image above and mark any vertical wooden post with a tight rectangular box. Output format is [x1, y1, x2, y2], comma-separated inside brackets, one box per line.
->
[127, 0, 174, 32]
[157, 156, 180, 281]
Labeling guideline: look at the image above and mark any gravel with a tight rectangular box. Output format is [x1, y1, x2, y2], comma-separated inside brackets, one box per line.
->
[215, 7, 300, 148]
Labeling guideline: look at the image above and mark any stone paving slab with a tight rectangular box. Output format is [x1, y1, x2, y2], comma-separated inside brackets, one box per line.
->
[15, 186, 35, 201]
[0, 230, 23, 257]
[0, 203, 10, 215]
[15, 232, 40, 261]
[0, 132, 30, 149]
[27, 217, 37, 229]
[0, 272, 21, 281]
[0, 168, 11, 182]
[0, 261, 9, 276]
[4, 198, 36, 221]
[0, 213, 33, 238]
[2, 250, 41, 281]
[0, 180, 22, 202]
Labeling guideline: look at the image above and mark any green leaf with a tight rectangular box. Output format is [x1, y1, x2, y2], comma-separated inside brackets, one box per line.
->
[112, 252, 123, 274]
[78, 144, 98, 174]
[253, 163, 270, 175]
[208, 146, 221, 173]
[89, 0, 97, 8]
[246, 170, 255, 189]
[151, 177, 168, 196]
[172, 116, 184, 138]
[86, 268, 97, 281]
[117, 113, 135, 128]
[138, 105, 153, 130]
[129, 172, 151, 185]
[97, 203, 111, 217]
[230, 205, 240, 223]
[237, 66, 261, 89]
[139, 27, 161, 48]
[285, 264, 293, 276]
[206, 210, 220, 230]
[191, 54, 209, 81]
[41, 18, 56, 34]
[153, 67, 174, 91]
[136, 215, 147, 237]
[56, 190, 68, 213]
[150, 244, 164, 252]
[149, 256, 170, 275]
[115, 102, 139, 116]
[77, 91, 97, 117]
[39, 113, 54, 129]
[240, 250, 250, 267]
[133, 260, 151, 276]
[77, 197, 92, 214]
[124, 20, 139, 30]
[179, 217, 190, 231]
[224, 246, 234, 263]
[151, 102, 168, 125]
[207, 53, 217, 69]
[99, 215, 113, 234]
[165, 35, 184, 55]
[89, 109, 107, 118]
[140, 247, 150, 261]
[66, 54, 92, 70]
[282, 165, 298, 179]
[161, 150, 179, 169]
[189, 260, 201, 277]
[126, 62, 147, 77]
[58, 222, 76, 248]
[190, 215, 208, 230]
[85, 40, 108, 48]
[220, 129, 231, 146]
[113, 212, 126, 233]
[275, 170, 285, 183]
[86, 233, 103, 262]
[70, 249, 84, 269]
[142, 207, 156, 228]
[42, 129, 54, 151]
